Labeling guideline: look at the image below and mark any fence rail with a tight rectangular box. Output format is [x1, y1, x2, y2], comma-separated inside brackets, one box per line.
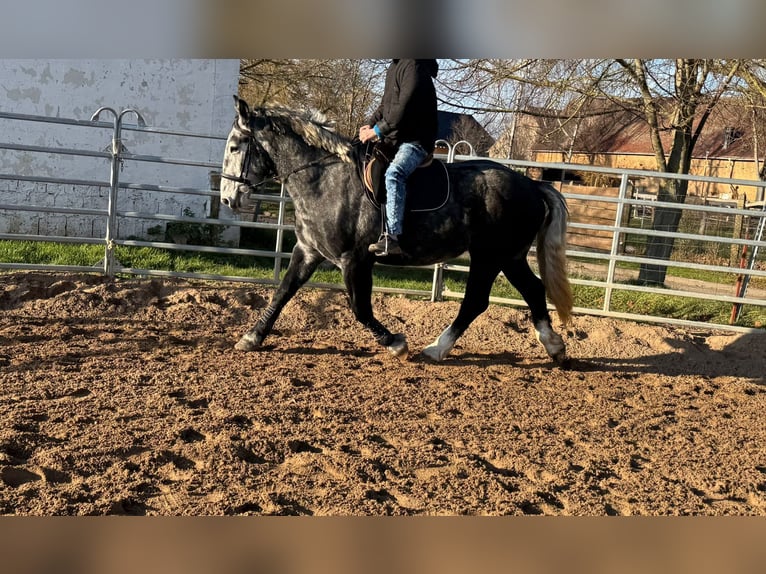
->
[1, 109, 765, 334]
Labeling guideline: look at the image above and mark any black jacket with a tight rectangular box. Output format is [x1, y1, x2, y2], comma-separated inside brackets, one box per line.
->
[368, 59, 438, 154]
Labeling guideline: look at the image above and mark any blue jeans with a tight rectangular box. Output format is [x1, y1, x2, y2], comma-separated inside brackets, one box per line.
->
[384, 142, 428, 236]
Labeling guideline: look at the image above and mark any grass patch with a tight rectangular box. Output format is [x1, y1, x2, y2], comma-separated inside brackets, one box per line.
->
[1, 239, 763, 329]
[0, 241, 104, 267]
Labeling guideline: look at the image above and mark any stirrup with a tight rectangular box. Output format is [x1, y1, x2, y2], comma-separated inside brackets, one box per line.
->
[368, 233, 402, 256]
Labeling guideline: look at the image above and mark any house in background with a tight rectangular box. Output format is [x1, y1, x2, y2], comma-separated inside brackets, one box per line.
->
[489, 107, 557, 161]
[488, 98, 766, 252]
[435, 110, 495, 156]
[527, 98, 766, 203]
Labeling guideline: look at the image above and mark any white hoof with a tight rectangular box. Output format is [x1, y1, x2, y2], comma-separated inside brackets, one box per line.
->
[534, 321, 566, 361]
[234, 333, 260, 351]
[421, 344, 445, 361]
[422, 325, 456, 361]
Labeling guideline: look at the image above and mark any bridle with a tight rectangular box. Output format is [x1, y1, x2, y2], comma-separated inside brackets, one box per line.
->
[220, 122, 277, 191]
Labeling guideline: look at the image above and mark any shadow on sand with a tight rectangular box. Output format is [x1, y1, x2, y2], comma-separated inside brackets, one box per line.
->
[566, 329, 766, 385]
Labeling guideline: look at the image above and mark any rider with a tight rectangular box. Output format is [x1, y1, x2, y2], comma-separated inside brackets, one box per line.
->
[359, 59, 439, 256]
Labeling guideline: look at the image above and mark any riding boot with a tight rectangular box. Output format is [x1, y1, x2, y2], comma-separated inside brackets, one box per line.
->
[369, 234, 403, 256]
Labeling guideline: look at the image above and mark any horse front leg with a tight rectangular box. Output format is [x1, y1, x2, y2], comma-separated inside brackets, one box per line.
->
[235, 244, 323, 351]
[342, 254, 408, 357]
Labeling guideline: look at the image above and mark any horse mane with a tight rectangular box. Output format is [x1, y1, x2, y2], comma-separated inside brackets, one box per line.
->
[254, 105, 354, 164]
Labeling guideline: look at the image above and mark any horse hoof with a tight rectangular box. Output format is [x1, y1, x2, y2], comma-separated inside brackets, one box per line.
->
[421, 345, 446, 362]
[234, 334, 260, 352]
[421, 325, 456, 362]
[387, 334, 408, 358]
[552, 351, 569, 367]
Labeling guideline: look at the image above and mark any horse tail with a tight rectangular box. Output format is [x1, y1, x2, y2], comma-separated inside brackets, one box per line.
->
[536, 183, 573, 325]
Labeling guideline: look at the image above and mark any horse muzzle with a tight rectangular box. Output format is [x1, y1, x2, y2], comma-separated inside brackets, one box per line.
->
[220, 182, 250, 212]
[220, 192, 240, 211]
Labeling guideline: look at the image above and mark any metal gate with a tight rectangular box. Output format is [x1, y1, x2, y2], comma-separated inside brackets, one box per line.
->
[1, 108, 765, 333]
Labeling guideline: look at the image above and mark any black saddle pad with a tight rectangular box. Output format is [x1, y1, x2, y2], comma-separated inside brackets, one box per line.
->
[405, 160, 450, 212]
[365, 158, 450, 213]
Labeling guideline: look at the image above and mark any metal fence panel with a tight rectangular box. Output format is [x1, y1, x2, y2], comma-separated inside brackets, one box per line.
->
[1, 109, 765, 333]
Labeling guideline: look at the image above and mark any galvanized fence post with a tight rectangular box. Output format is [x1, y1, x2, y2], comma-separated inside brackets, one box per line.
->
[430, 263, 444, 302]
[603, 173, 631, 312]
[428, 139, 458, 302]
[90, 107, 146, 277]
[732, 200, 766, 323]
[273, 182, 288, 281]
[449, 140, 475, 162]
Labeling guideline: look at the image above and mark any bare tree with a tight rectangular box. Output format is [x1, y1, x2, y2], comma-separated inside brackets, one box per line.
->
[238, 59, 387, 138]
[612, 60, 742, 284]
[739, 61, 766, 184]
[441, 59, 748, 285]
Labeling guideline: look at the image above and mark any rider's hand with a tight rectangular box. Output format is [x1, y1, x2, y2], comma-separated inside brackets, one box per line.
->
[359, 125, 378, 143]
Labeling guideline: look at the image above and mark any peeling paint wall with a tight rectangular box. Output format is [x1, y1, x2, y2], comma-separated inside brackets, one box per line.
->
[0, 59, 240, 239]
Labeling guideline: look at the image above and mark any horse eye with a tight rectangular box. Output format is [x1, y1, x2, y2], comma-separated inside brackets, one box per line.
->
[229, 146, 239, 154]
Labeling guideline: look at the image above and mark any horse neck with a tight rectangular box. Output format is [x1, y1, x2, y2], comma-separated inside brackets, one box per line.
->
[269, 132, 354, 193]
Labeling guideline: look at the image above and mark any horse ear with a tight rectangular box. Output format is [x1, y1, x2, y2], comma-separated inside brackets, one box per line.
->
[234, 95, 250, 117]
[233, 96, 251, 131]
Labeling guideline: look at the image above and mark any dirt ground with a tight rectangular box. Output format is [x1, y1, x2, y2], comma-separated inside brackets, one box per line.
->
[1, 271, 765, 516]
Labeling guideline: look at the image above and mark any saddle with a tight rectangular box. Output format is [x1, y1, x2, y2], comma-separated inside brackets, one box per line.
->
[362, 142, 450, 213]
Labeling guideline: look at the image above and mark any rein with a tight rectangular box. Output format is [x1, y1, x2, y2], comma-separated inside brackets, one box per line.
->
[279, 153, 337, 182]
[220, 172, 276, 190]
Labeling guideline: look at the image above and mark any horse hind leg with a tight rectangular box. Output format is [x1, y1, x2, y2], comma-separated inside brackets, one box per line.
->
[502, 258, 567, 363]
[423, 259, 499, 361]
[533, 320, 566, 364]
[235, 245, 323, 351]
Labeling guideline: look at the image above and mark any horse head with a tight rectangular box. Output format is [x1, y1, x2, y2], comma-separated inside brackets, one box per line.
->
[220, 96, 278, 212]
